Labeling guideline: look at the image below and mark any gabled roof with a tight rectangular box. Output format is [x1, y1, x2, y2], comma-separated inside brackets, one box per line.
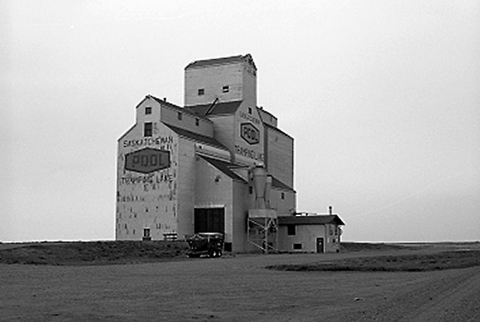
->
[164, 124, 228, 151]
[147, 95, 183, 111]
[147, 95, 207, 119]
[199, 156, 247, 183]
[278, 215, 345, 226]
[185, 54, 256, 70]
[185, 100, 242, 117]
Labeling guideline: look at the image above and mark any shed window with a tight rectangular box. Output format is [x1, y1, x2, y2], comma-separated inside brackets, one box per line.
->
[222, 85, 229, 93]
[178, 112, 183, 120]
[281, 192, 285, 200]
[195, 118, 200, 126]
[248, 107, 253, 114]
[287, 224, 296, 236]
[144, 122, 153, 137]
[198, 88, 204, 95]
[293, 243, 302, 250]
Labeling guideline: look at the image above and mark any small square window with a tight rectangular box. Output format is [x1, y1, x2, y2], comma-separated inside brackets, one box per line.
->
[178, 112, 183, 120]
[198, 88, 205, 96]
[145, 107, 152, 115]
[144, 122, 153, 137]
[195, 118, 199, 126]
[222, 85, 229, 93]
[287, 224, 296, 236]
[293, 243, 302, 250]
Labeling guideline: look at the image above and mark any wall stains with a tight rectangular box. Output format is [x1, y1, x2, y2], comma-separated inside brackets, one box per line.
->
[117, 128, 178, 240]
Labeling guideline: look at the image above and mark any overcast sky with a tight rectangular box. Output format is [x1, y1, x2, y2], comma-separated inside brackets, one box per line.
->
[1, 0, 479, 242]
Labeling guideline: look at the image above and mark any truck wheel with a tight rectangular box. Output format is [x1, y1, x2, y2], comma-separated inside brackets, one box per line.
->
[209, 249, 216, 258]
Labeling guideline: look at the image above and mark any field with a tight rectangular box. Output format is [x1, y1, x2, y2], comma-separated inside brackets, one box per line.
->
[1, 241, 479, 321]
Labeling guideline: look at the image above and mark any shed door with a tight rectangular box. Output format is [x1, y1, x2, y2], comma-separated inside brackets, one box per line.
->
[316, 237, 325, 253]
[194, 208, 225, 234]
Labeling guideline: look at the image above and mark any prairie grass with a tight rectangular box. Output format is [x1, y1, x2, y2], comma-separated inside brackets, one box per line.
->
[267, 250, 480, 272]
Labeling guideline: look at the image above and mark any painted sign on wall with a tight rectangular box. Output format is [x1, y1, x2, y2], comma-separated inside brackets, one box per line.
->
[125, 147, 170, 174]
[240, 123, 259, 145]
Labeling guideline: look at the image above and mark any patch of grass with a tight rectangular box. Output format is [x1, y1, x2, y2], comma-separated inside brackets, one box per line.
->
[0, 241, 189, 266]
[339, 242, 419, 252]
[267, 251, 480, 272]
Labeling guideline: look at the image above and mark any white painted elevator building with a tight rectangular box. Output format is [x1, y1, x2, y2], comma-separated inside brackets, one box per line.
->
[116, 54, 343, 253]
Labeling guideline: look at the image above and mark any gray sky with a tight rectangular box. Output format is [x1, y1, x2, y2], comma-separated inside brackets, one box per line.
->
[1, 0, 479, 242]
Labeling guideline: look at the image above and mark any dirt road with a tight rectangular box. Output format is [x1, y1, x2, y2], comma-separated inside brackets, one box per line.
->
[0, 248, 479, 321]
[343, 265, 480, 321]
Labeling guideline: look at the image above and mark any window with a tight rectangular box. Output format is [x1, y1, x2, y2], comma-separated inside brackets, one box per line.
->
[293, 243, 302, 250]
[143, 228, 150, 238]
[195, 118, 200, 126]
[281, 192, 285, 200]
[287, 224, 296, 236]
[198, 88, 204, 96]
[145, 107, 152, 115]
[222, 85, 229, 93]
[177, 112, 183, 120]
[249, 186, 253, 195]
[144, 122, 153, 137]
[248, 107, 252, 114]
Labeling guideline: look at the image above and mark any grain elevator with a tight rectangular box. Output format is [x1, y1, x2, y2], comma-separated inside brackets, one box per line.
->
[116, 54, 343, 253]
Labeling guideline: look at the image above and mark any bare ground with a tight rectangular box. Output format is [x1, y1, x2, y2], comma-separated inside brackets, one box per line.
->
[0, 243, 479, 321]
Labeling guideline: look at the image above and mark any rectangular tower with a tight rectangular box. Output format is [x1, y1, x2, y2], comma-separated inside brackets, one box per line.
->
[184, 54, 257, 108]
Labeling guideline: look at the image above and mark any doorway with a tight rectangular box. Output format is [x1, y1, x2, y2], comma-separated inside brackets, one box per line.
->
[316, 237, 324, 253]
[194, 208, 225, 234]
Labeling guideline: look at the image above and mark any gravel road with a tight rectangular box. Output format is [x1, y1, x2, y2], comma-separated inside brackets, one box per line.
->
[1, 247, 479, 321]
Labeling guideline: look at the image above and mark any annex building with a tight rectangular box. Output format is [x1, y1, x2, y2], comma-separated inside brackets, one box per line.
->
[116, 54, 344, 253]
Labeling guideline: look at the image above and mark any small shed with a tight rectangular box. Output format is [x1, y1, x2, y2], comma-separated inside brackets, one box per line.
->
[278, 214, 345, 253]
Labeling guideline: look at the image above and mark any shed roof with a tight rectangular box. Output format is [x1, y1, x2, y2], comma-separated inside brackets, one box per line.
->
[278, 215, 345, 226]
[199, 156, 247, 183]
[164, 124, 227, 151]
[272, 177, 294, 192]
[185, 100, 242, 116]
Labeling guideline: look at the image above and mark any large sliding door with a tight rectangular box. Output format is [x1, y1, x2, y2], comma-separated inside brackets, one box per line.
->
[194, 208, 225, 234]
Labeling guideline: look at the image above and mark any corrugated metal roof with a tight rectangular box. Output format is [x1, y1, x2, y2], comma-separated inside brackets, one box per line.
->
[199, 156, 247, 183]
[278, 215, 345, 226]
[185, 54, 255, 69]
[185, 100, 242, 116]
[164, 124, 228, 151]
